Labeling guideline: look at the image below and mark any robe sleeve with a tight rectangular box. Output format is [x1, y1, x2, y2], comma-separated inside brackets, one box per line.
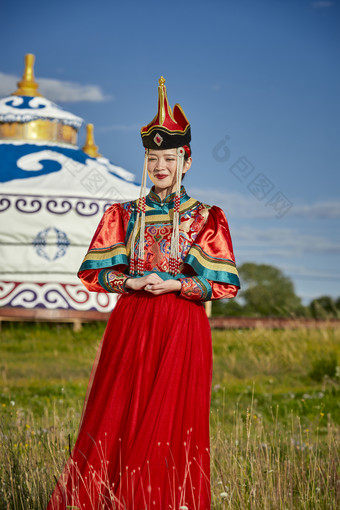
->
[178, 205, 240, 301]
[77, 204, 132, 294]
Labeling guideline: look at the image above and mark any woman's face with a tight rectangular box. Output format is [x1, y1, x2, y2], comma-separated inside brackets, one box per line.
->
[147, 148, 192, 193]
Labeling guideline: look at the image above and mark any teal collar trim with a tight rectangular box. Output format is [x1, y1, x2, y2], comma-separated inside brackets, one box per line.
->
[146, 185, 190, 209]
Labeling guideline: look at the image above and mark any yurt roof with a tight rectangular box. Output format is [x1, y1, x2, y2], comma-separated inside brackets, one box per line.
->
[0, 139, 139, 199]
[0, 53, 141, 200]
[0, 95, 83, 129]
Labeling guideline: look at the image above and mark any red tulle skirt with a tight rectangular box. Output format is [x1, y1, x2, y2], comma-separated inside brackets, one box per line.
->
[47, 290, 212, 510]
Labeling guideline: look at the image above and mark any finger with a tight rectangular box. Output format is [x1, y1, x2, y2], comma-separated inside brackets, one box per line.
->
[149, 274, 163, 283]
[151, 286, 169, 294]
[148, 288, 162, 295]
[149, 282, 166, 290]
[145, 282, 164, 291]
[150, 288, 168, 295]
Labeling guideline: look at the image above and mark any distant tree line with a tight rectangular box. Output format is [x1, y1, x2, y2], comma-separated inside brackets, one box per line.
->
[212, 262, 340, 319]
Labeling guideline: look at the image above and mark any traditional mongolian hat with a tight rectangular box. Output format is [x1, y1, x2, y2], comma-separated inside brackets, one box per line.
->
[129, 77, 191, 276]
[140, 76, 191, 152]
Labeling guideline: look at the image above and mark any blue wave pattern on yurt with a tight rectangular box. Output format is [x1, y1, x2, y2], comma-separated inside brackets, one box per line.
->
[0, 95, 83, 127]
[0, 144, 90, 182]
[0, 144, 135, 184]
[4, 96, 46, 110]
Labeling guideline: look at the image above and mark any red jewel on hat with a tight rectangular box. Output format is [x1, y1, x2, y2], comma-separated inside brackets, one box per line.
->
[154, 133, 163, 146]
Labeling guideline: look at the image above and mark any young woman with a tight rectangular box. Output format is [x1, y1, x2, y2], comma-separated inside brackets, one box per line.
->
[47, 77, 240, 510]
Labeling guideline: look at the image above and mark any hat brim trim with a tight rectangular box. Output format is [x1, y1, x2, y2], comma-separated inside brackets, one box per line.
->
[141, 123, 190, 137]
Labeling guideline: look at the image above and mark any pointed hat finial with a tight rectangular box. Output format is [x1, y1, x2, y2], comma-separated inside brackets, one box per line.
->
[82, 124, 101, 158]
[141, 76, 191, 150]
[12, 53, 43, 97]
[158, 76, 169, 125]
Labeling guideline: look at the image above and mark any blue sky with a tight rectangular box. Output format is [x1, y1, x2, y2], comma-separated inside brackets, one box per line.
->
[1, 0, 339, 304]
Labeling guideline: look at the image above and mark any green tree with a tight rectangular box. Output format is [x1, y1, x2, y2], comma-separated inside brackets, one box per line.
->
[211, 297, 244, 317]
[238, 262, 302, 317]
[212, 262, 303, 317]
[309, 296, 339, 319]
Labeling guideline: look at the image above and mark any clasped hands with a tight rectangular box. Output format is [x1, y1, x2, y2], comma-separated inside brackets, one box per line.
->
[125, 273, 181, 295]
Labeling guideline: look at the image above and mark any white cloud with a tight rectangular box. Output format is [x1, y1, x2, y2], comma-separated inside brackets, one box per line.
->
[0, 72, 111, 102]
[312, 1, 334, 7]
[289, 201, 340, 219]
[95, 123, 140, 133]
[189, 187, 273, 219]
[38, 77, 112, 102]
[233, 225, 340, 255]
[274, 263, 340, 282]
[192, 183, 340, 300]
[0, 73, 17, 95]
[189, 187, 340, 220]
[211, 84, 221, 92]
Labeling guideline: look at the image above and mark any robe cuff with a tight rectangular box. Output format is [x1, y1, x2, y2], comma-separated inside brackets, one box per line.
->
[178, 276, 212, 301]
[98, 269, 132, 294]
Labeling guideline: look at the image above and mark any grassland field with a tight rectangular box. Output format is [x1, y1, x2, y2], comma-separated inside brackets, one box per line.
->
[0, 322, 339, 509]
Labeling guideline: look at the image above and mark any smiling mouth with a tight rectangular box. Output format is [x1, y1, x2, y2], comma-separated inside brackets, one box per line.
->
[155, 174, 168, 179]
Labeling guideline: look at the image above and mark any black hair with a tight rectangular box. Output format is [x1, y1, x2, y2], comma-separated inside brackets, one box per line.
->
[182, 146, 191, 181]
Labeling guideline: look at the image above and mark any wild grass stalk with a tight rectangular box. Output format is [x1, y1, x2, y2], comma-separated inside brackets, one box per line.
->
[1, 324, 339, 509]
[210, 387, 339, 509]
[1, 397, 338, 509]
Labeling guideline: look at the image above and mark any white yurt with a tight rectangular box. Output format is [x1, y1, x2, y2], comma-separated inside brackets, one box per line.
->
[0, 54, 140, 324]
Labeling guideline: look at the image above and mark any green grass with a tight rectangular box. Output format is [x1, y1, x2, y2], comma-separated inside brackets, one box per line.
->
[211, 328, 340, 434]
[1, 322, 102, 417]
[0, 322, 339, 509]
